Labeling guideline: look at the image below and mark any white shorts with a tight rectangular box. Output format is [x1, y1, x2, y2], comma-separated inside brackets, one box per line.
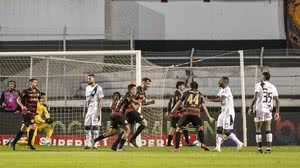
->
[217, 113, 235, 130]
[84, 108, 101, 126]
[254, 111, 272, 122]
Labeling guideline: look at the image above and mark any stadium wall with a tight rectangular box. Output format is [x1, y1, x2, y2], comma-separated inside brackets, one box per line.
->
[0, 0, 287, 50]
[0, 0, 105, 41]
[0, 0, 286, 41]
[110, 0, 286, 40]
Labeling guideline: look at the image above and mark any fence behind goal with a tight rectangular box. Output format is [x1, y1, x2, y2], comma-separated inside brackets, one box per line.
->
[0, 51, 165, 147]
[0, 50, 268, 147]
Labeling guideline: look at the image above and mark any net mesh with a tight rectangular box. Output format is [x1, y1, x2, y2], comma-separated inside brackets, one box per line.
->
[0, 52, 163, 147]
[158, 65, 259, 145]
[0, 51, 260, 147]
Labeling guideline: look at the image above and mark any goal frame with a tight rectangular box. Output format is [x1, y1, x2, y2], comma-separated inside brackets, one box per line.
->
[0, 50, 253, 147]
[0, 50, 143, 145]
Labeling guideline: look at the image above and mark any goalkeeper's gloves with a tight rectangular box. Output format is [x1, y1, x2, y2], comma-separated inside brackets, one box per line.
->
[45, 118, 54, 124]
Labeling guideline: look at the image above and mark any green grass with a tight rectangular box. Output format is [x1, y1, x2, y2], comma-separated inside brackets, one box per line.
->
[0, 145, 300, 168]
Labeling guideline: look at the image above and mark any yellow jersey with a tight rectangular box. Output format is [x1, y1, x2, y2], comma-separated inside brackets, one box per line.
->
[34, 102, 50, 124]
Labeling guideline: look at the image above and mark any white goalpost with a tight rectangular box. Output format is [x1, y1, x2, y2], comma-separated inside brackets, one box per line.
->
[0, 50, 257, 148]
[239, 50, 247, 147]
[159, 50, 258, 147]
[0, 50, 153, 147]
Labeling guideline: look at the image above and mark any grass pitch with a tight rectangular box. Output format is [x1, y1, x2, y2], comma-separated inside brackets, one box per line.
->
[0, 145, 299, 168]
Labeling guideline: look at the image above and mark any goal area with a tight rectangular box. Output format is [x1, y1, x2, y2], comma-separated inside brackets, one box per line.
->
[0, 50, 258, 147]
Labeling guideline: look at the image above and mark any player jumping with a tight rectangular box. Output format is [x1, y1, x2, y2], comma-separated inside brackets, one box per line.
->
[248, 72, 280, 153]
[207, 76, 243, 152]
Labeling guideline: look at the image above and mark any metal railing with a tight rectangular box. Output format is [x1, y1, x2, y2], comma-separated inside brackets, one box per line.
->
[0, 26, 133, 51]
[143, 48, 300, 67]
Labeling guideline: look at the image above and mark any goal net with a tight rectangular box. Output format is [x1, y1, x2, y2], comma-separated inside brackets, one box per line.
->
[0, 50, 259, 148]
[158, 50, 260, 147]
[0, 50, 165, 147]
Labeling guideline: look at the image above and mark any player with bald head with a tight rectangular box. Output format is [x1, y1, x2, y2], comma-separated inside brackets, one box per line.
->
[207, 77, 243, 152]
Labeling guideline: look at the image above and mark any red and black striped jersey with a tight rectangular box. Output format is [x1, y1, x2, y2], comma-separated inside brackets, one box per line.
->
[136, 86, 146, 103]
[168, 90, 183, 117]
[21, 87, 40, 114]
[119, 92, 139, 113]
[181, 90, 205, 116]
[111, 100, 122, 117]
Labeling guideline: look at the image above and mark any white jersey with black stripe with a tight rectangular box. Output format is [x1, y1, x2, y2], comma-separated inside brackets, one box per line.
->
[86, 84, 104, 110]
[217, 86, 235, 115]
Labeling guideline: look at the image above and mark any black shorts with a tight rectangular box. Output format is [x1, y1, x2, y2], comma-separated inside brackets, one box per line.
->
[110, 115, 127, 129]
[170, 116, 180, 129]
[23, 113, 35, 127]
[177, 115, 202, 128]
[126, 111, 144, 124]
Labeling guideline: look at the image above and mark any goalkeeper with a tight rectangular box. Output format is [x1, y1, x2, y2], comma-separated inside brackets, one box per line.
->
[7, 92, 54, 146]
[33, 92, 54, 145]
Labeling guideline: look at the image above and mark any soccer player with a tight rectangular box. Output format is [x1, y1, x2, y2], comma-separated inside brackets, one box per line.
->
[128, 77, 155, 147]
[33, 92, 54, 146]
[84, 74, 104, 149]
[6, 93, 54, 146]
[207, 76, 243, 152]
[0, 80, 21, 113]
[172, 81, 214, 152]
[11, 78, 41, 150]
[248, 72, 280, 153]
[111, 84, 142, 151]
[93, 91, 130, 151]
[166, 81, 190, 146]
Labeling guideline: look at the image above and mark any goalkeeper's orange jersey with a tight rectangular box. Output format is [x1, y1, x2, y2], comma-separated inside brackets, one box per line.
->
[34, 102, 50, 124]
